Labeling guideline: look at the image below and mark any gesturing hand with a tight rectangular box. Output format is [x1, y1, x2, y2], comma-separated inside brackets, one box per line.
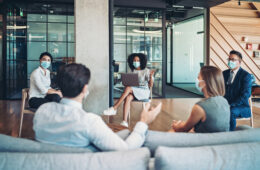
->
[140, 102, 162, 124]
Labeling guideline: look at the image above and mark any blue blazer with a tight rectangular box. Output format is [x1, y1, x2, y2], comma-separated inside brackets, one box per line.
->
[223, 68, 252, 117]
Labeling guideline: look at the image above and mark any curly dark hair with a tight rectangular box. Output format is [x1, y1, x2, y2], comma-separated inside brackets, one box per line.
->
[127, 53, 147, 71]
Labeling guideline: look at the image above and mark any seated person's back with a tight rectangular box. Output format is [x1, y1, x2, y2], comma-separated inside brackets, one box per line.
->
[34, 99, 101, 147]
[195, 96, 230, 133]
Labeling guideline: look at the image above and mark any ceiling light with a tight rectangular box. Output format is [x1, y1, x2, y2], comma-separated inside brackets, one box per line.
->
[144, 13, 148, 22]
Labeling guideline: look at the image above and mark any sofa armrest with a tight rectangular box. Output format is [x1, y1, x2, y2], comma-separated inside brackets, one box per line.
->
[155, 142, 260, 170]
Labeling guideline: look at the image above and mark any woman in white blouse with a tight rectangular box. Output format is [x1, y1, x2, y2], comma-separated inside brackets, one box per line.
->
[29, 52, 62, 109]
[104, 53, 154, 127]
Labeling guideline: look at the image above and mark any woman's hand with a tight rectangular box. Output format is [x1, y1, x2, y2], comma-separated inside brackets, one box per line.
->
[171, 120, 185, 131]
[140, 102, 162, 124]
[48, 89, 63, 98]
[56, 90, 63, 98]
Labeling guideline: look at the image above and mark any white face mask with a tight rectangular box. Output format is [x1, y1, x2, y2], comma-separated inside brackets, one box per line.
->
[195, 78, 204, 92]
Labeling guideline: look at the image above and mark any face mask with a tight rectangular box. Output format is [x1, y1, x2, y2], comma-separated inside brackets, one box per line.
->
[195, 78, 204, 92]
[228, 61, 237, 70]
[133, 62, 140, 69]
[83, 90, 89, 101]
[41, 61, 51, 69]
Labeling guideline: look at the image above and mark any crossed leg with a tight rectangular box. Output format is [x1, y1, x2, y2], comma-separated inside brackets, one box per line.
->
[123, 94, 134, 122]
[113, 86, 133, 110]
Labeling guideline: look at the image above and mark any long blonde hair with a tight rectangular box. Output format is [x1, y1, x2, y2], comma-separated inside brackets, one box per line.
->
[200, 66, 225, 97]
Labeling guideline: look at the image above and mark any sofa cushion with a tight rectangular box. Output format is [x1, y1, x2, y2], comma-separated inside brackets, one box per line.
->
[0, 148, 150, 170]
[0, 134, 94, 153]
[144, 128, 260, 155]
[155, 142, 260, 170]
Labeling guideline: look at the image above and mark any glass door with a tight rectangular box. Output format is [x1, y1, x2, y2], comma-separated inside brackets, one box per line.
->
[171, 15, 204, 95]
[166, 13, 205, 95]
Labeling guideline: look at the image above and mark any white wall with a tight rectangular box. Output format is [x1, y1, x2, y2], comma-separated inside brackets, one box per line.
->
[172, 15, 204, 83]
[75, 0, 109, 114]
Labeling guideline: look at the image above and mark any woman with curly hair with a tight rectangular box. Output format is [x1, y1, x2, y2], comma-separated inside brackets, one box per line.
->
[103, 53, 154, 127]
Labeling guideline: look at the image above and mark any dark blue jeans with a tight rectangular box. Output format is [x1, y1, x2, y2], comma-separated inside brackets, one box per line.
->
[230, 106, 251, 131]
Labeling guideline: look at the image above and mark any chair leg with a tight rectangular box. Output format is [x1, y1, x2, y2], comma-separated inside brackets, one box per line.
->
[19, 112, 24, 137]
[142, 102, 146, 109]
[128, 110, 130, 127]
[250, 116, 254, 128]
[107, 116, 110, 124]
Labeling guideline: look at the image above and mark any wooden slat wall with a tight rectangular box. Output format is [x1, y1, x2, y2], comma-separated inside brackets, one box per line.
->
[210, 1, 260, 83]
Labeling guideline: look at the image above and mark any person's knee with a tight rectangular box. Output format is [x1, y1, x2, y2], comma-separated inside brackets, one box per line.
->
[126, 95, 133, 102]
[125, 86, 132, 93]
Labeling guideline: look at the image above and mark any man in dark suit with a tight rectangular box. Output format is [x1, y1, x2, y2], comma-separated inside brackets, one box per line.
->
[223, 50, 252, 131]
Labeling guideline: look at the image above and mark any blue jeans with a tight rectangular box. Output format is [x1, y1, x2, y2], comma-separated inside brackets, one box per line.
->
[230, 106, 251, 131]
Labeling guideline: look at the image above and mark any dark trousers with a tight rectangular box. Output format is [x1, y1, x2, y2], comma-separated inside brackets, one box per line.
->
[29, 94, 61, 109]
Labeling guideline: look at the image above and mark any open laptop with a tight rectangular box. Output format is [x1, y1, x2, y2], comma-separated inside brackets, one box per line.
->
[121, 73, 139, 86]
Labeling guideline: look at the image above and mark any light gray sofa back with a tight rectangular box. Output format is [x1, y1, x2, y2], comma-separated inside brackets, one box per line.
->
[0, 148, 150, 170]
[155, 142, 260, 170]
[144, 128, 260, 155]
[0, 134, 95, 153]
[0, 134, 150, 170]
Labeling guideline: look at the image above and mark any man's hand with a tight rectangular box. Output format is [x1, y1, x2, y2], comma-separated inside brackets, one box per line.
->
[140, 102, 162, 124]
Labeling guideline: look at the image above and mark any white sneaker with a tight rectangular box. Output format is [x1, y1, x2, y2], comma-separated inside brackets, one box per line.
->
[103, 107, 117, 116]
[120, 121, 129, 127]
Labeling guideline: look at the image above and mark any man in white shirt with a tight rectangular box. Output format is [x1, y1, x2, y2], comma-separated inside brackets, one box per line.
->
[29, 52, 62, 109]
[33, 63, 161, 151]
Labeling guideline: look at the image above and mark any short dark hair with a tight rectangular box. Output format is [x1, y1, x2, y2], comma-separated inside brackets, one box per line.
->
[57, 63, 91, 98]
[128, 53, 147, 71]
[230, 50, 242, 60]
[39, 52, 53, 62]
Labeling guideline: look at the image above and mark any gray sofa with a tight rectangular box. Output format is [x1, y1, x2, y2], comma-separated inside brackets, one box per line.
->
[1, 127, 260, 170]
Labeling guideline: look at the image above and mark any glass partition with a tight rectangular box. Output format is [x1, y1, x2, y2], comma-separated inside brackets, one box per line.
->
[113, 8, 163, 98]
[4, 2, 74, 99]
[169, 15, 205, 95]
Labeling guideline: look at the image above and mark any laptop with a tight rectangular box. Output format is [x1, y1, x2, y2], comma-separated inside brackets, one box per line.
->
[121, 73, 139, 86]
